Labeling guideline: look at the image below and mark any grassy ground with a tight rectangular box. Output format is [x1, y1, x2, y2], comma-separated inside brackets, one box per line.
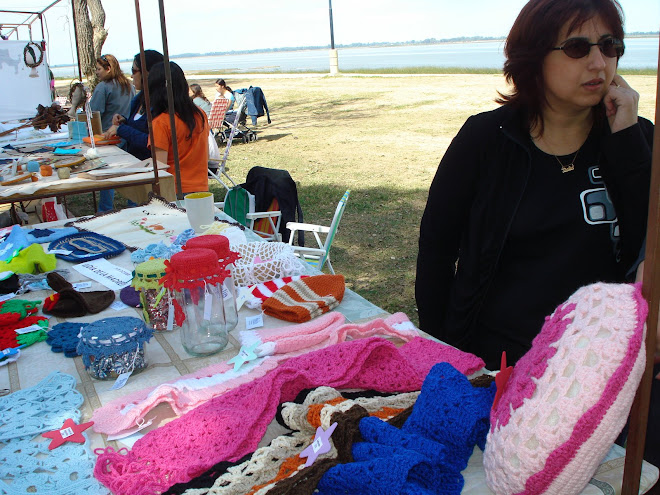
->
[55, 73, 658, 325]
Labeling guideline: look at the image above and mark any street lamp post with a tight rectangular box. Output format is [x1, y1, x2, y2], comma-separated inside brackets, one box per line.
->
[328, 0, 338, 75]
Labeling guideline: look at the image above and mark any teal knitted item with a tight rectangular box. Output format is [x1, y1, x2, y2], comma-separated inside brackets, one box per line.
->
[77, 316, 152, 368]
[46, 322, 89, 357]
[0, 372, 106, 494]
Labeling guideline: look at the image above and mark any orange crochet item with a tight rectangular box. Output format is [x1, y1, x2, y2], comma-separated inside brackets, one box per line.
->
[307, 397, 346, 428]
[262, 275, 346, 323]
[247, 455, 307, 495]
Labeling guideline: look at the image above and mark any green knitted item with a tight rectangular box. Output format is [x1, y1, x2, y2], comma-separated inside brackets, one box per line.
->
[16, 328, 48, 347]
[0, 244, 56, 274]
[132, 258, 167, 291]
[0, 299, 42, 324]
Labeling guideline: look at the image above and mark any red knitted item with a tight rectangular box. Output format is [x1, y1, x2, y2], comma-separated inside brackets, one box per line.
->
[0, 299, 40, 325]
[0, 315, 48, 349]
[182, 235, 241, 268]
[161, 248, 230, 292]
[93, 336, 484, 494]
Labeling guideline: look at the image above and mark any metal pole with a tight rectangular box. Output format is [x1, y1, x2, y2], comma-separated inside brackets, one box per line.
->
[157, 0, 183, 200]
[133, 0, 160, 197]
[328, 0, 335, 49]
[69, 0, 83, 81]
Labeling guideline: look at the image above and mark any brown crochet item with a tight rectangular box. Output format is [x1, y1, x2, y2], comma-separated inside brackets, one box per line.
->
[43, 272, 115, 317]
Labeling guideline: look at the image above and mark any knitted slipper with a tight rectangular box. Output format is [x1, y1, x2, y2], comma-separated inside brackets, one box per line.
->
[43, 272, 115, 317]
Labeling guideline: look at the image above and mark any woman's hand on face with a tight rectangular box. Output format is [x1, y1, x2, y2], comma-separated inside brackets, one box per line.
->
[111, 114, 125, 126]
[102, 125, 118, 139]
[604, 75, 639, 134]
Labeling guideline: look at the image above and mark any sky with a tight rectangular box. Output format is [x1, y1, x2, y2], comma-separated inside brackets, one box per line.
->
[2, 0, 660, 67]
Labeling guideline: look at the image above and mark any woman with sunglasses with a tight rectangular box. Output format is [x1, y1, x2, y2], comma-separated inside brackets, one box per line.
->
[417, 0, 652, 369]
[148, 61, 210, 195]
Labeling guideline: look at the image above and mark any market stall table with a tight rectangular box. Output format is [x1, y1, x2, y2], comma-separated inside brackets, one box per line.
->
[0, 214, 658, 495]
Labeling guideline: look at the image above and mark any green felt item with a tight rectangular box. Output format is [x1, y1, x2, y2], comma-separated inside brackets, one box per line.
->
[0, 244, 56, 274]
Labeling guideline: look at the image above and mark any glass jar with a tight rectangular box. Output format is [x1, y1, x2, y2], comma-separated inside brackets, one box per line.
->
[132, 258, 169, 331]
[77, 316, 152, 380]
[162, 248, 239, 356]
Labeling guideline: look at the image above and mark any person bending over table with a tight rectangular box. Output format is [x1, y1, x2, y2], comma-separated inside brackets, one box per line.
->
[90, 53, 136, 212]
[416, 0, 654, 466]
[148, 61, 210, 195]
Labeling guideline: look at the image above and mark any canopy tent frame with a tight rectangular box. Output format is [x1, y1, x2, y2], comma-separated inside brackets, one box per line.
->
[0, 0, 60, 42]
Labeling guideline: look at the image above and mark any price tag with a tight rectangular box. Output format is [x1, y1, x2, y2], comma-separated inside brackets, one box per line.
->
[48, 249, 73, 255]
[221, 285, 231, 300]
[166, 302, 174, 330]
[60, 427, 75, 438]
[246, 314, 264, 330]
[110, 300, 129, 311]
[203, 291, 213, 321]
[15, 324, 43, 335]
[72, 282, 92, 290]
[111, 371, 133, 390]
[311, 436, 323, 453]
[235, 287, 249, 312]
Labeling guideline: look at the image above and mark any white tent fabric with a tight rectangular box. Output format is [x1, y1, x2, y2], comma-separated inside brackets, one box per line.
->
[0, 40, 51, 122]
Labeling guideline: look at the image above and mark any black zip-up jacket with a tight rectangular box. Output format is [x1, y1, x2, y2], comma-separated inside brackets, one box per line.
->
[416, 104, 653, 350]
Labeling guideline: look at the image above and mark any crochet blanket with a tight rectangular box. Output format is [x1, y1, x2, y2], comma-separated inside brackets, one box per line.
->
[0, 372, 107, 494]
[94, 336, 485, 494]
[92, 312, 479, 436]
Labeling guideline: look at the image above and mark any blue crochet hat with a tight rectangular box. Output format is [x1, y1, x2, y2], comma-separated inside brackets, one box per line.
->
[48, 232, 125, 262]
[25, 227, 79, 245]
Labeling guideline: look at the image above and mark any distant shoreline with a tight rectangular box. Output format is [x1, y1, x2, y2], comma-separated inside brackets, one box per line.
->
[50, 34, 659, 68]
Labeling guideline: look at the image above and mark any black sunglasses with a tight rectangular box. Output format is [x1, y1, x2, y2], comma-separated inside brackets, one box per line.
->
[553, 37, 624, 59]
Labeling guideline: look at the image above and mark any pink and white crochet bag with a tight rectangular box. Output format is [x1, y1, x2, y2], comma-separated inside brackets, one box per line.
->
[484, 283, 648, 495]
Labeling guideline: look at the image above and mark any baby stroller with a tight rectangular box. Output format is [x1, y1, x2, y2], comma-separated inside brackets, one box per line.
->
[216, 93, 257, 146]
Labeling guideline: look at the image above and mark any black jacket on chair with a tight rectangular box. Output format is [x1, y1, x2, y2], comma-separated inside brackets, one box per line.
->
[242, 166, 304, 245]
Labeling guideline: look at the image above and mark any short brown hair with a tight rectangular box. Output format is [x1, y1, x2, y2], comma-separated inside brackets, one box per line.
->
[497, 0, 624, 131]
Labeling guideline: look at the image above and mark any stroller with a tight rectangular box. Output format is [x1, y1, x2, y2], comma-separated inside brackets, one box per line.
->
[216, 92, 258, 145]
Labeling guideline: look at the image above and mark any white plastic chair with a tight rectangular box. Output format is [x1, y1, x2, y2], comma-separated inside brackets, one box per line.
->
[286, 190, 350, 274]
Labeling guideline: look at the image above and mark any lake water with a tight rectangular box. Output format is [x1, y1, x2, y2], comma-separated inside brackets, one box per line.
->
[52, 37, 659, 78]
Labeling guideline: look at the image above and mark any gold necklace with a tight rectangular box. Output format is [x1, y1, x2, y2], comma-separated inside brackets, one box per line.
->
[553, 147, 579, 174]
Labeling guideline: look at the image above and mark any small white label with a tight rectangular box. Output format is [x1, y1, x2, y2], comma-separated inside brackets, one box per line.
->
[14, 324, 43, 335]
[60, 427, 75, 438]
[0, 271, 14, 281]
[221, 285, 231, 300]
[48, 249, 73, 255]
[110, 300, 129, 311]
[166, 302, 174, 330]
[245, 314, 264, 330]
[311, 437, 323, 453]
[0, 293, 16, 303]
[203, 292, 212, 321]
[72, 282, 93, 290]
[106, 418, 154, 441]
[235, 287, 249, 312]
[111, 371, 133, 390]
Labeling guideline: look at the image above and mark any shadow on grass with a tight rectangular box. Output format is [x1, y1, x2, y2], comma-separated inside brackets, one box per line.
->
[257, 133, 291, 142]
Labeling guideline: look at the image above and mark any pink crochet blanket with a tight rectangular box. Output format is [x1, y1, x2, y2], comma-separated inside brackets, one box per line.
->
[92, 312, 426, 435]
[94, 336, 484, 494]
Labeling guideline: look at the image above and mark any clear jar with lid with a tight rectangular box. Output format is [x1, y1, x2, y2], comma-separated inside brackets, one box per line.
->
[162, 247, 239, 356]
[132, 258, 169, 331]
[77, 316, 153, 380]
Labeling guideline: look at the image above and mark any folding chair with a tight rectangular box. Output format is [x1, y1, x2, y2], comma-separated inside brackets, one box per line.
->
[207, 98, 237, 197]
[286, 190, 350, 274]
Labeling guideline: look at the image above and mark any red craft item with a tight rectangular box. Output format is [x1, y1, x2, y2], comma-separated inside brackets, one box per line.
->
[182, 235, 241, 269]
[160, 248, 230, 292]
[492, 351, 514, 410]
[0, 315, 48, 350]
[42, 418, 94, 450]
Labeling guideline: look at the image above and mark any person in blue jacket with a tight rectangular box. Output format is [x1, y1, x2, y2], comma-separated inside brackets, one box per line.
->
[103, 50, 164, 160]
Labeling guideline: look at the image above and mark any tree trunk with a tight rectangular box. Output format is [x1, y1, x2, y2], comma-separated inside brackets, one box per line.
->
[72, 0, 106, 89]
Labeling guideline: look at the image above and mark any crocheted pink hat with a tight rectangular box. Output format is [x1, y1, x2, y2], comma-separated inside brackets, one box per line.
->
[483, 283, 648, 495]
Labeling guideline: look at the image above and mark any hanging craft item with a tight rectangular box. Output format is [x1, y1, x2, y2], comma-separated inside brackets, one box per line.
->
[48, 232, 125, 262]
[23, 42, 43, 78]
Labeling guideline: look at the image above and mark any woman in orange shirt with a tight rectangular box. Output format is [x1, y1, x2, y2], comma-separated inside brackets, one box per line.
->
[148, 61, 209, 194]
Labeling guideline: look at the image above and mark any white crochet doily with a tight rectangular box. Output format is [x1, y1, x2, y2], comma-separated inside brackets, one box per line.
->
[233, 242, 307, 287]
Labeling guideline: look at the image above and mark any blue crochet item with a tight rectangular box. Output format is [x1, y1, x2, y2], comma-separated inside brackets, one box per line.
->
[48, 232, 125, 262]
[317, 363, 495, 495]
[77, 316, 152, 368]
[130, 228, 195, 263]
[0, 225, 30, 262]
[25, 226, 79, 244]
[46, 322, 89, 357]
[0, 372, 105, 493]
